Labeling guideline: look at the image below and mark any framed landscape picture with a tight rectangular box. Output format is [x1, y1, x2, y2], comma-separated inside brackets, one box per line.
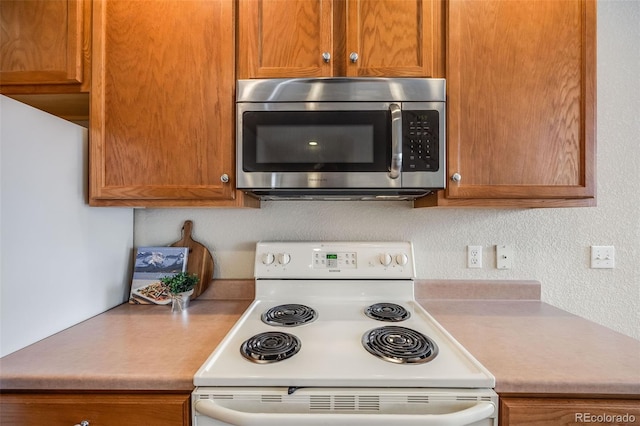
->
[129, 246, 188, 304]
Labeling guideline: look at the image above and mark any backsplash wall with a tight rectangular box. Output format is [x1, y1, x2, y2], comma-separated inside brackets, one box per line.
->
[134, 1, 639, 340]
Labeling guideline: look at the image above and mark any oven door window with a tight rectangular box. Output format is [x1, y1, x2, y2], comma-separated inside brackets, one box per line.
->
[242, 111, 389, 172]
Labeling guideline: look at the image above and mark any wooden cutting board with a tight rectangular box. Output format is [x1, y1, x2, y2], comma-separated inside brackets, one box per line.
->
[170, 220, 213, 299]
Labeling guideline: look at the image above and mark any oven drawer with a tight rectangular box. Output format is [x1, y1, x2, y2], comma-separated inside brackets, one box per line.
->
[193, 387, 498, 426]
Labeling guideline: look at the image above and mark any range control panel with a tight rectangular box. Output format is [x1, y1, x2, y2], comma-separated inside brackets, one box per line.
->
[313, 251, 357, 269]
[254, 241, 415, 279]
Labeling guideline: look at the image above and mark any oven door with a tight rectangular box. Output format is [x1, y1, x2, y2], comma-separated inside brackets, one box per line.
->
[236, 102, 401, 190]
[193, 387, 498, 426]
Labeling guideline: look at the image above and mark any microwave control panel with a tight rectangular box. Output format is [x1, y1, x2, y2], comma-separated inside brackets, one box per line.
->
[402, 110, 440, 172]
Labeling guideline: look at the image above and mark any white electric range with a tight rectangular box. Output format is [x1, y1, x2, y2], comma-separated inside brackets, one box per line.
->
[193, 242, 497, 426]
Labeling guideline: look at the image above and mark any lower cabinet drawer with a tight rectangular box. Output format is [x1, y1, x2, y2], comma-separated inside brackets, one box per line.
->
[500, 397, 640, 426]
[0, 392, 190, 426]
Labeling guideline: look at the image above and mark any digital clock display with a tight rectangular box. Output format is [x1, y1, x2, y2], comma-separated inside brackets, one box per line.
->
[326, 253, 338, 268]
[312, 251, 356, 269]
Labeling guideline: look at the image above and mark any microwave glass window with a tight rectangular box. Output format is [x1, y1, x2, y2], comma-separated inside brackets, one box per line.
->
[256, 125, 374, 164]
[242, 110, 389, 172]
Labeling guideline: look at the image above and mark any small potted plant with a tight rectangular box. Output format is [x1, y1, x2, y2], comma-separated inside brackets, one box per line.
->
[160, 272, 199, 312]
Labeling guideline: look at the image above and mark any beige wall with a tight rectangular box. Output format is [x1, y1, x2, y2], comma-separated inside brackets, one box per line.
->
[135, 0, 640, 340]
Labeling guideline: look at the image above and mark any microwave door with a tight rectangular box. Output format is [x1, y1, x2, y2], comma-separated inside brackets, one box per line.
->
[237, 102, 400, 190]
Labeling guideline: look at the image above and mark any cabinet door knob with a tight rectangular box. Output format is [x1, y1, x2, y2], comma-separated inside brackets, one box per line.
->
[451, 173, 462, 183]
[349, 52, 359, 63]
[220, 174, 230, 183]
[75, 421, 90, 426]
[322, 52, 331, 63]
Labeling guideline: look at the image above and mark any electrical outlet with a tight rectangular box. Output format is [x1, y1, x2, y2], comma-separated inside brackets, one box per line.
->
[468, 245, 482, 268]
[591, 246, 615, 269]
[496, 245, 513, 269]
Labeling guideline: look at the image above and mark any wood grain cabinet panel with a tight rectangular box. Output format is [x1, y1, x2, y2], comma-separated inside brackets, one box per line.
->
[500, 397, 640, 426]
[0, 0, 90, 92]
[0, 0, 91, 121]
[238, 0, 334, 77]
[345, 0, 443, 77]
[238, 0, 444, 78]
[0, 393, 190, 426]
[418, 0, 596, 207]
[90, 0, 255, 207]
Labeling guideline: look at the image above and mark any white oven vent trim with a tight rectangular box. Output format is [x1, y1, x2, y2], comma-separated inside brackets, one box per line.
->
[197, 391, 494, 414]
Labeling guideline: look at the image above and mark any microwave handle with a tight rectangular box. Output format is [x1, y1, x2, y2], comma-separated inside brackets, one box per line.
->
[389, 103, 402, 179]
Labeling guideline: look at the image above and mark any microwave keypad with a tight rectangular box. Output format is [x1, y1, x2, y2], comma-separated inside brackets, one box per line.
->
[403, 111, 439, 172]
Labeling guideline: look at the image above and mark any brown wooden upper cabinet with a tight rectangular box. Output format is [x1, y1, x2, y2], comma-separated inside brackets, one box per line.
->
[0, 0, 91, 121]
[418, 0, 596, 207]
[90, 0, 255, 207]
[0, 0, 90, 92]
[237, 0, 445, 78]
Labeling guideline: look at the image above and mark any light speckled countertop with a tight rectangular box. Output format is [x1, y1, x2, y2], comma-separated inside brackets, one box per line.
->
[419, 300, 640, 395]
[0, 299, 251, 392]
[1, 280, 638, 396]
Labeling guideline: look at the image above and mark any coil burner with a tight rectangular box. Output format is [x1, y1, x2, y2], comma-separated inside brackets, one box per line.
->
[240, 331, 301, 364]
[364, 303, 411, 322]
[362, 326, 438, 364]
[261, 304, 318, 327]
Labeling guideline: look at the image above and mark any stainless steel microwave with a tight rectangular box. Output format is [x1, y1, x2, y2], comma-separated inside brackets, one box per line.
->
[236, 78, 445, 200]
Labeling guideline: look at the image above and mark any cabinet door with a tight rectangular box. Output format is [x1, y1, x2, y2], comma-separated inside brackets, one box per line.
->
[0, 393, 190, 426]
[441, 0, 595, 205]
[238, 0, 334, 78]
[0, 0, 90, 92]
[345, 0, 444, 77]
[90, 0, 241, 206]
[500, 397, 640, 426]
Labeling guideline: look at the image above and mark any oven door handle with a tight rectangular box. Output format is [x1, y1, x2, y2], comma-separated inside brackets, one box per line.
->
[389, 103, 402, 180]
[194, 399, 495, 426]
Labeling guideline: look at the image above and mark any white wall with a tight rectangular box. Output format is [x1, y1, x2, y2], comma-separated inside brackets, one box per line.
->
[134, 0, 640, 340]
[0, 97, 133, 357]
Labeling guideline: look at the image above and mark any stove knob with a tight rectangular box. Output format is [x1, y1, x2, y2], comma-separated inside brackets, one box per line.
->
[396, 253, 408, 265]
[277, 253, 291, 265]
[379, 253, 392, 266]
[261, 253, 275, 265]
